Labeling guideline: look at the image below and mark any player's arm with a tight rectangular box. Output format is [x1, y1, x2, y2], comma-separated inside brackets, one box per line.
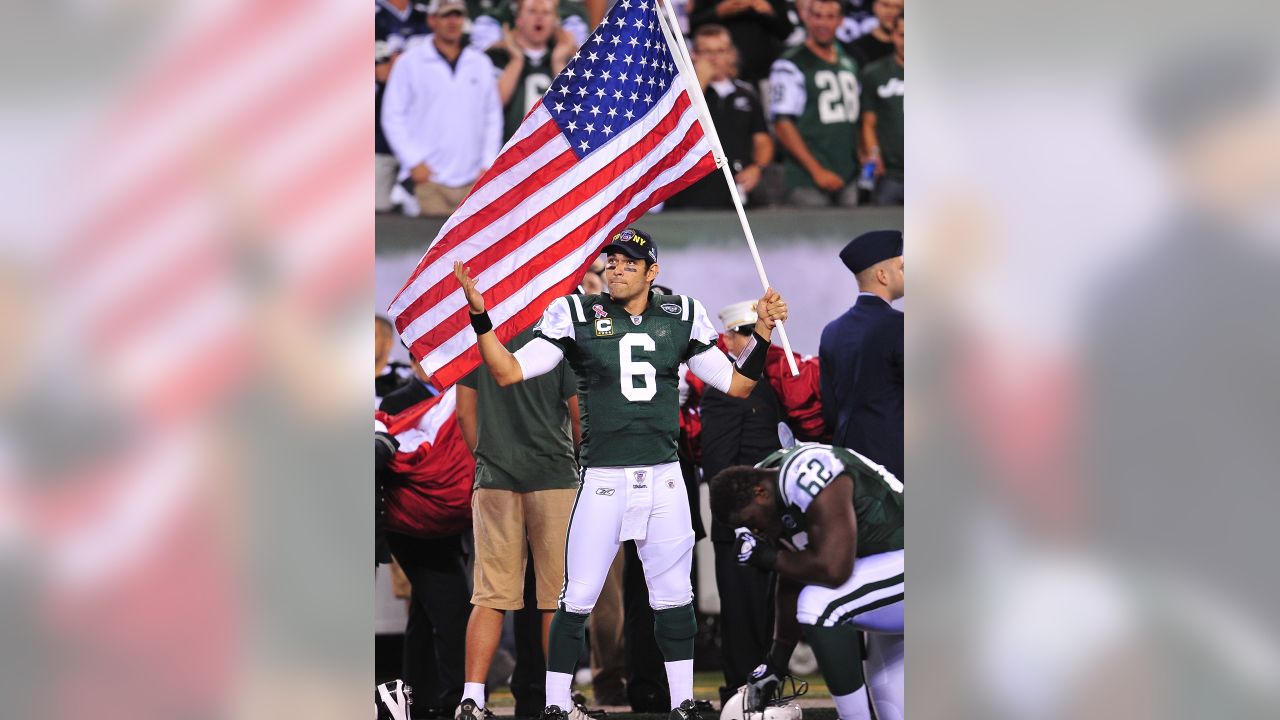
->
[744, 576, 803, 709]
[723, 288, 789, 397]
[770, 576, 804, 666]
[453, 261, 524, 384]
[453, 261, 566, 385]
[772, 474, 858, 587]
[688, 288, 789, 399]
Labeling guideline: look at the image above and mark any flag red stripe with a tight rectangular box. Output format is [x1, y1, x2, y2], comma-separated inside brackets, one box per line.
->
[430, 142, 577, 264]
[427, 266, 586, 390]
[407, 117, 710, 367]
[468, 116, 563, 196]
[400, 144, 577, 312]
[442, 150, 719, 386]
[388, 118, 564, 315]
[395, 92, 695, 337]
[410, 121, 710, 370]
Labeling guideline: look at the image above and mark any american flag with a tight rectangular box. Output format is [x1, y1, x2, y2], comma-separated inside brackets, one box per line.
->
[389, 0, 718, 388]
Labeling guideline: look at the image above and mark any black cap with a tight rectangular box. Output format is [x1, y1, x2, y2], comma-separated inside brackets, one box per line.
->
[603, 227, 658, 263]
[840, 230, 902, 274]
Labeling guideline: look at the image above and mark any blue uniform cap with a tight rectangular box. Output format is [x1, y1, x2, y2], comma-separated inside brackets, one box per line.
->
[840, 230, 903, 274]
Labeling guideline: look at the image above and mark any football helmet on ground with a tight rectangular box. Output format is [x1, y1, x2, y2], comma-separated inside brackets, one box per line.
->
[719, 675, 808, 720]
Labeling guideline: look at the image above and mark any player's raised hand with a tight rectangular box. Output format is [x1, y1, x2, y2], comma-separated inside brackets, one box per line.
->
[754, 288, 788, 331]
[453, 261, 486, 314]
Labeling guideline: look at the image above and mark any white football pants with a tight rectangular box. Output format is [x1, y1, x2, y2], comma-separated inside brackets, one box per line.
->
[559, 462, 695, 614]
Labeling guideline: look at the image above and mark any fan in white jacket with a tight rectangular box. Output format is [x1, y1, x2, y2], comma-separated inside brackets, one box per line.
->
[380, 28, 503, 190]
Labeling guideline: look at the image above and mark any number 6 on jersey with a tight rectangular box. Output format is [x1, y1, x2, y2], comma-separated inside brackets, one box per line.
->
[620, 333, 656, 402]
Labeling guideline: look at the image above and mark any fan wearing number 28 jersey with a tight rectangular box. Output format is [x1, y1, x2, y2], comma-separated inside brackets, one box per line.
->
[769, 0, 861, 194]
[453, 227, 789, 720]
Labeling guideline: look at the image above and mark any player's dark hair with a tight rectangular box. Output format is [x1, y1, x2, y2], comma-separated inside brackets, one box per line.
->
[708, 466, 774, 522]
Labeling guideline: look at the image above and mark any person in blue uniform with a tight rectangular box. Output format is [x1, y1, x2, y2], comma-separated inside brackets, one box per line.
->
[819, 230, 904, 481]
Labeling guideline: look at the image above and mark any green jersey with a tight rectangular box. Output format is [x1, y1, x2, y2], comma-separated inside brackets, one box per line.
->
[859, 55, 904, 181]
[757, 443, 903, 557]
[458, 327, 579, 492]
[769, 44, 861, 191]
[486, 46, 557, 142]
[535, 290, 719, 468]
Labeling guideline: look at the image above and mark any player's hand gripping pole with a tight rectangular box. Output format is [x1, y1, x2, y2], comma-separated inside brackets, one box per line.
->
[654, 0, 800, 376]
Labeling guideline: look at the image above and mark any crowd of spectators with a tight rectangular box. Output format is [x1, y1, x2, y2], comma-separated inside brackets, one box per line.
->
[375, 0, 904, 217]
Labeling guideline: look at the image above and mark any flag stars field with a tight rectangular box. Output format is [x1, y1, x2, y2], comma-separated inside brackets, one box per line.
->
[542, 2, 678, 159]
[388, 0, 715, 387]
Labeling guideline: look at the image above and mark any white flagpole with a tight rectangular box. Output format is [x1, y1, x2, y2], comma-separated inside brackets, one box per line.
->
[653, 0, 800, 376]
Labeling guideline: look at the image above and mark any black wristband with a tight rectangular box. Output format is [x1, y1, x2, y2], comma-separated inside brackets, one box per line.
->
[469, 309, 493, 335]
[734, 331, 771, 380]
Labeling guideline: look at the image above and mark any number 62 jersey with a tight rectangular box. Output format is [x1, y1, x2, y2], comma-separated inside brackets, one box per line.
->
[535, 290, 721, 468]
[757, 443, 904, 557]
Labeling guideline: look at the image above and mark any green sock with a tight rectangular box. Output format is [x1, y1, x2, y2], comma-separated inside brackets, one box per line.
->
[547, 608, 590, 674]
[802, 624, 865, 696]
[653, 603, 697, 662]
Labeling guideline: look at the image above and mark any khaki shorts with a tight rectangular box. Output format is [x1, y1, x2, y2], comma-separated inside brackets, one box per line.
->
[414, 180, 473, 217]
[471, 487, 576, 610]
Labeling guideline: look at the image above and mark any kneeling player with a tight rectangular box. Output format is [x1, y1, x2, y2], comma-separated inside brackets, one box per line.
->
[709, 444, 904, 720]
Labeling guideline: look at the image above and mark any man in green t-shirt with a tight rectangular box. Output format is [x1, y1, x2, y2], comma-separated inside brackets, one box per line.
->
[859, 14, 904, 206]
[453, 326, 581, 720]
[485, 0, 578, 142]
[769, 0, 862, 208]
